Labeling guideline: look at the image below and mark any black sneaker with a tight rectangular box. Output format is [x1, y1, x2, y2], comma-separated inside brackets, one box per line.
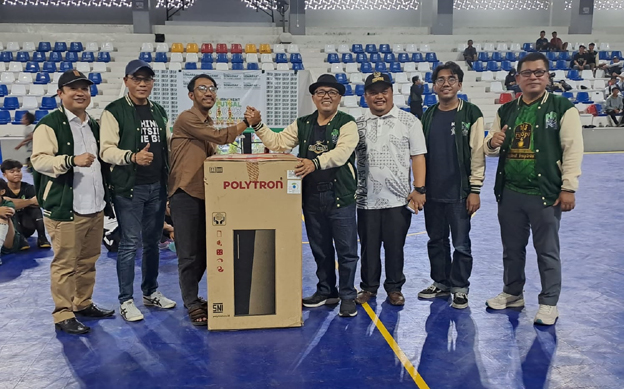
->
[451, 292, 469, 309]
[418, 285, 450, 299]
[302, 293, 340, 308]
[37, 236, 51, 249]
[339, 299, 357, 317]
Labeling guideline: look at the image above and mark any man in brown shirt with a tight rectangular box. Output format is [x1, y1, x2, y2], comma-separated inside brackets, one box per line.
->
[169, 74, 259, 325]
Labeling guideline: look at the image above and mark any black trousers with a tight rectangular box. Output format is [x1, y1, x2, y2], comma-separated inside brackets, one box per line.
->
[15, 206, 46, 238]
[169, 190, 206, 311]
[358, 206, 412, 294]
[410, 102, 423, 119]
[606, 110, 621, 125]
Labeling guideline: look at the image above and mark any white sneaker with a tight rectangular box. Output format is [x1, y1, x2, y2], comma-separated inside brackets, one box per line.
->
[143, 291, 176, 309]
[120, 299, 144, 322]
[534, 304, 559, 325]
[485, 292, 525, 310]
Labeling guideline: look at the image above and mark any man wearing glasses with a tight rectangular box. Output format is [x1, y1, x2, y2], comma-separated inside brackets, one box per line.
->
[168, 74, 257, 325]
[100, 60, 176, 322]
[354, 72, 427, 307]
[484, 52, 583, 325]
[417, 62, 485, 310]
[250, 74, 359, 317]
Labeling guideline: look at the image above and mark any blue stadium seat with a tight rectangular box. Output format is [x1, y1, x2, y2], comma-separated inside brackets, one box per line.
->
[491, 52, 503, 62]
[424, 94, 437, 107]
[546, 51, 558, 61]
[335, 73, 348, 84]
[34, 110, 49, 123]
[355, 84, 365, 96]
[425, 52, 438, 62]
[522, 43, 535, 52]
[90, 84, 98, 96]
[344, 84, 353, 96]
[342, 53, 354, 63]
[139, 52, 153, 62]
[290, 53, 302, 63]
[231, 63, 244, 70]
[0, 84, 8, 97]
[472, 61, 485, 72]
[37, 42, 51, 52]
[32, 52, 46, 62]
[53, 42, 67, 52]
[567, 69, 581, 80]
[505, 52, 517, 61]
[40, 96, 58, 110]
[49, 52, 62, 62]
[185, 62, 197, 70]
[155, 52, 168, 63]
[425, 72, 432, 83]
[77, 51, 92, 62]
[431, 61, 442, 70]
[356, 53, 368, 63]
[359, 95, 368, 108]
[360, 62, 373, 73]
[379, 44, 391, 53]
[478, 52, 489, 61]
[501, 60, 513, 71]
[88, 72, 102, 84]
[42, 61, 57, 73]
[275, 53, 288, 63]
[422, 84, 432, 95]
[351, 44, 364, 53]
[327, 53, 339, 63]
[559, 51, 572, 61]
[575, 91, 591, 103]
[561, 91, 574, 101]
[549, 60, 556, 70]
[397, 53, 410, 63]
[25, 61, 40, 73]
[487, 62, 500, 71]
[97, 52, 111, 62]
[458, 93, 468, 101]
[2, 97, 19, 110]
[599, 51, 610, 60]
[518, 51, 527, 60]
[292, 62, 305, 71]
[69, 42, 84, 52]
[231, 54, 244, 63]
[374, 62, 387, 72]
[412, 53, 424, 62]
[612, 51, 622, 59]
[247, 62, 259, 70]
[389, 62, 402, 73]
[384, 53, 396, 63]
[59, 61, 73, 72]
[1, 51, 14, 62]
[365, 44, 378, 54]
[16, 51, 30, 62]
[369, 53, 381, 63]
[0, 110, 10, 125]
[65, 52, 78, 62]
[201, 62, 213, 70]
[12, 110, 27, 125]
[201, 53, 213, 63]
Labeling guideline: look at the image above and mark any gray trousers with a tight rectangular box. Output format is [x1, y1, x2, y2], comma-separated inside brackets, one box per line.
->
[498, 188, 562, 305]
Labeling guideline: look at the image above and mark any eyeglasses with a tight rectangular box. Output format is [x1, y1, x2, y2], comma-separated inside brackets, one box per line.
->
[434, 77, 459, 86]
[129, 76, 154, 85]
[518, 69, 548, 78]
[195, 85, 218, 94]
[314, 90, 340, 98]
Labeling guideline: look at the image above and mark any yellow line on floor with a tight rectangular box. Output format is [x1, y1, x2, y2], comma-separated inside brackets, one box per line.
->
[362, 302, 430, 389]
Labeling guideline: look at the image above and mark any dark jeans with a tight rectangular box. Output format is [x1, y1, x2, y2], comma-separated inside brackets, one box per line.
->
[606, 110, 621, 125]
[358, 206, 412, 294]
[507, 85, 521, 94]
[410, 102, 423, 119]
[14, 206, 46, 238]
[424, 200, 473, 294]
[498, 188, 562, 305]
[464, 56, 474, 69]
[114, 182, 167, 304]
[169, 190, 206, 311]
[302, 191, 358, 300]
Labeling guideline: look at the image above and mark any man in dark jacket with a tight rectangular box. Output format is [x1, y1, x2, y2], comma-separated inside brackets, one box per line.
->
[410, 76, 424, 119]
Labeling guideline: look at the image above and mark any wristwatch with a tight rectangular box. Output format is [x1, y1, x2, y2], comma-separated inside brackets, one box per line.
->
[414, 186, 426, 194]
[242, 118, 250, 127]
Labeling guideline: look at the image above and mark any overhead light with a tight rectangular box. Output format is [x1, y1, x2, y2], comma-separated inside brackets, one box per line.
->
[243, 0, 420, 11]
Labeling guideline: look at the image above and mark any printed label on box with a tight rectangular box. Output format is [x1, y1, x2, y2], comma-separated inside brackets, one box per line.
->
[287, 170, 300, 180]
[287, 180, 301, 194]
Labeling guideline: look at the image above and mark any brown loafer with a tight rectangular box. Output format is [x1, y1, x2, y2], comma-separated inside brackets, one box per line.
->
[387, 291, 405, 306]
[355, 290, 376, 305]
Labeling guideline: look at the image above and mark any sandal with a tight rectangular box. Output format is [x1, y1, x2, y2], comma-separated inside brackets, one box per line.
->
[188, 306, 208, 326]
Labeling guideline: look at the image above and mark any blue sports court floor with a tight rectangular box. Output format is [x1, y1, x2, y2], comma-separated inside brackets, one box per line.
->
[1, 153, 623, 389]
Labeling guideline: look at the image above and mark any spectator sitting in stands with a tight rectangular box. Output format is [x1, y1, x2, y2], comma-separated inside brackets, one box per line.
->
[586, 43, 598, 73]
[463, 40, 477, 70]
[550, 31, 568, 51]
[605, 75, 624, 95]
[598, 56, 624, 76]
[572, 45, 590, 70]
[536, 31, 549, 51]
[604, 87, 623, 126]
[505, 68, 521, 93]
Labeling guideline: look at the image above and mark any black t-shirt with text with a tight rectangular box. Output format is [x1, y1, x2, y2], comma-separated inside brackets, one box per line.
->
[4, 182, 36, 212]
[303, 123, 338, 194]
[134, 104, 164, 185]
[426, 109, 461, 202]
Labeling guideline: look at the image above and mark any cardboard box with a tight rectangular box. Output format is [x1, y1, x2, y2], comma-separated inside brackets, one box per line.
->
[204, 154, 303, 331]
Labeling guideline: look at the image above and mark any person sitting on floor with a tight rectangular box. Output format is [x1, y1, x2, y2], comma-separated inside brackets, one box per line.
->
[0, 179, 30, 264]
[1, 160, 51, 249]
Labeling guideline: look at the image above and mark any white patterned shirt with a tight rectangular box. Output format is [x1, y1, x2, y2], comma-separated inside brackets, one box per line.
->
[355, 105, 427, 210]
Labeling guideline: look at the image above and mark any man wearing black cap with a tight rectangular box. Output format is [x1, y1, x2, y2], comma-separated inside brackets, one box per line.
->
[249, 74, 360, 317]
[100, 59, 175, 322]
[31, 70, 115, 334]
[355, 72, 427, 307]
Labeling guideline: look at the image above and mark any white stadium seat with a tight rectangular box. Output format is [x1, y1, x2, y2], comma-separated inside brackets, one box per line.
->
[141, 42, 154, 52]
[186, 53, 199, 62]
[405, 44, 418, 53]
[22, 42, 36, 51]
[76, 62, 91, 73]
[28, 84, 45, 96]
[170, 53, 184, 63]
[101, 42, 114, 52]
[16, 72, 33, 84]
[273, 44, 285, 53]
[152, 62, 166, 70]
[287, 44, 299, 53]
[349, 72, 364, 84]
[10, 84, 27, 96]
[261, 62, 275, 71]
[261, 54, 273, 63]
[1, 72, 16, 83]
[330, 63, 343, 73]
[168, 62, 182, 70]
[6, 42, 20, 51]
[392, 44, 404, 53]
[8, 62, 23, 72]
[342, 96, 358, 108]
[92, 62, 107, 72]
[276, 63, 290, 70]
[85, 42, 99, 51]
[345, 63, 358, 73]
[22, 96, 39, 110]
[156, 43, 169, 52]
[337, 44, 350, 54]
[324, 44, 336, 53]
[490, 81, 504, 93]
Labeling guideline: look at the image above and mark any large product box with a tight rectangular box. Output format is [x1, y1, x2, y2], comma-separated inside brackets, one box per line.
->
[204, 154, 303, 331]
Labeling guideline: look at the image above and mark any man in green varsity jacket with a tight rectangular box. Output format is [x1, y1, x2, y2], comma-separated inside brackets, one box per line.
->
[31, 70, 115, 335]
[417, 61, 485, 310]
[248, 74, 359, 317]
[484, 52, 584, 325]
[100, 60, 175, 322]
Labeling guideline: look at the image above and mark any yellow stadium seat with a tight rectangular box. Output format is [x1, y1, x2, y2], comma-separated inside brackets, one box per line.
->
[259, 44, 272, 54]
[186, 43, 199, 53]
[171, 43, 184, 53]
[245, 43, 258, 53]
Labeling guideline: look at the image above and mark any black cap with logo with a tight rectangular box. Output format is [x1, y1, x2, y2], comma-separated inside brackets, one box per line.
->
[364, 72, 393, 91]
[57, 69, 94, 90]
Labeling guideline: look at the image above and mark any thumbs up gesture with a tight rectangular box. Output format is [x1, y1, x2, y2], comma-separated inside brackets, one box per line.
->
[490, 125, 508, 149]
[133, 143, 154, 166]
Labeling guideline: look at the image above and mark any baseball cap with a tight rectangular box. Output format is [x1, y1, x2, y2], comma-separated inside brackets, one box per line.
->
[364, 72, 393, 91]
[125, 59, 155, 77]
[57, 69, 93, 89]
